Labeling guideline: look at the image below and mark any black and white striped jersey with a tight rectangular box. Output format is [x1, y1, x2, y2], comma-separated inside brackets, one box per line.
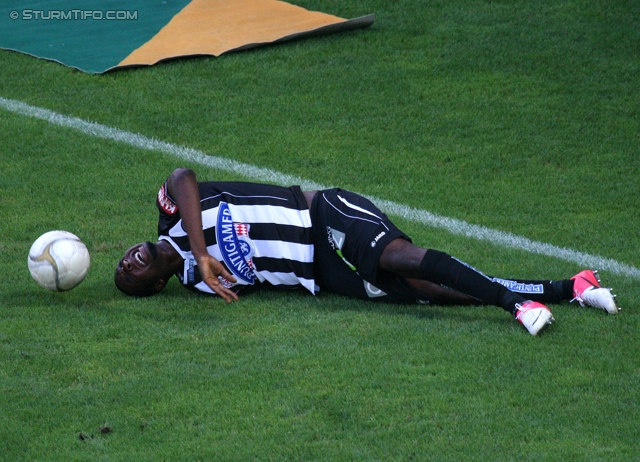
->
[156, 180, 316, 296]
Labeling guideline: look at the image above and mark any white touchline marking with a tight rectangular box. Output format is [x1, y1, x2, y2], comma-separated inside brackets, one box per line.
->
[2, 95, 638, 278]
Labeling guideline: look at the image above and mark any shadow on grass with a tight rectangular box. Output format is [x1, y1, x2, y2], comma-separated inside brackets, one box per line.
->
[4, 276, 519, 332]
[194, 285, 514, 330]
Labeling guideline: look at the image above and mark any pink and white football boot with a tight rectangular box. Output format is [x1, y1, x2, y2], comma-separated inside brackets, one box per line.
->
[570, 270, 619, 315]
[515, 301, 554, 336]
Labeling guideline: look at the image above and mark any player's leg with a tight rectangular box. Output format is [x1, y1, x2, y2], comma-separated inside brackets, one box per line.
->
[407, 265, 618, 314]
[477, 271, 618, 314]
[379, 239, 523, 311]
[379, 238, 554, 335]
[485, 276, 572, 304]
[312, 189, 552, 334]
[404, 278, 481, 305]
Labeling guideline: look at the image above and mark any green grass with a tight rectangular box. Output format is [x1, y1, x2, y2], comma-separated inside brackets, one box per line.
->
[1, 0, 639, 460]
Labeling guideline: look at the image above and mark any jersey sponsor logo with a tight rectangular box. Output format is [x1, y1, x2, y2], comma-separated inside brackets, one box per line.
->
[216, 202, 256, 285]
[492, 277, 544, 294]
[157, 183, 178, 215]
[370, 231, 386, 247]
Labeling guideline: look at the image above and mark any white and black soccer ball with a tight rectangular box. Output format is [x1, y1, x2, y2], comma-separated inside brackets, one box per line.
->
[28, 230, 90, 291]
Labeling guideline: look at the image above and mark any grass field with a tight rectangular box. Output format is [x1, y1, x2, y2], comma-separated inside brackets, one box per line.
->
[1, 0, 639, 460]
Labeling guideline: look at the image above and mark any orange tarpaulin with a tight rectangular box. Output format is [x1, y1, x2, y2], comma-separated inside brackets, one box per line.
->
[118, 0, 374, 69]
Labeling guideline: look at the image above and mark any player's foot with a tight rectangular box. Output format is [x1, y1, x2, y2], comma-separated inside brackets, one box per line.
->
[570, 269, 620, 315]
[515, 301, 554, 336]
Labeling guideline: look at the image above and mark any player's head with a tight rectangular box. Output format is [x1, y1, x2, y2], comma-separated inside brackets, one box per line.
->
[114, 241, 172, 297]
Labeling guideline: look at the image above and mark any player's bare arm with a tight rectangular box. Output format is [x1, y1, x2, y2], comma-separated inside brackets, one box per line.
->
[166, 168, 239, 303]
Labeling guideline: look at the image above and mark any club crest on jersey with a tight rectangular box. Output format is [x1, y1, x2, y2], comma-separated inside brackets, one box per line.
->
[216, 202, 256, 285]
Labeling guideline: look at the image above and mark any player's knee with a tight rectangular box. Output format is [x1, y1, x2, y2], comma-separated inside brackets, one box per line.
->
[379, 239, 427, 277]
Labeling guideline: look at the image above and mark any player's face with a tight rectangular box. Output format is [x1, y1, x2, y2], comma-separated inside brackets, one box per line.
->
[116, 241, 166, 293]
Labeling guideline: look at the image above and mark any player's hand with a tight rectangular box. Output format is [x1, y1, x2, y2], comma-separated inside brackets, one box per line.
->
[196, 254, 239, 303]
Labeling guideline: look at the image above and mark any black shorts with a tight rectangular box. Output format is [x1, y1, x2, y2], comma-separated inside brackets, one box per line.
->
[310, 188, 431, 304]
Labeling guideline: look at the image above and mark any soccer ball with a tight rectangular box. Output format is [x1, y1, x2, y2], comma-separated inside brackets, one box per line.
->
[28, 230, 90, 291]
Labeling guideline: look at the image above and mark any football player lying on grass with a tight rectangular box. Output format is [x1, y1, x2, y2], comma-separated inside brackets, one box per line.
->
[115, 168, 619, 336]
